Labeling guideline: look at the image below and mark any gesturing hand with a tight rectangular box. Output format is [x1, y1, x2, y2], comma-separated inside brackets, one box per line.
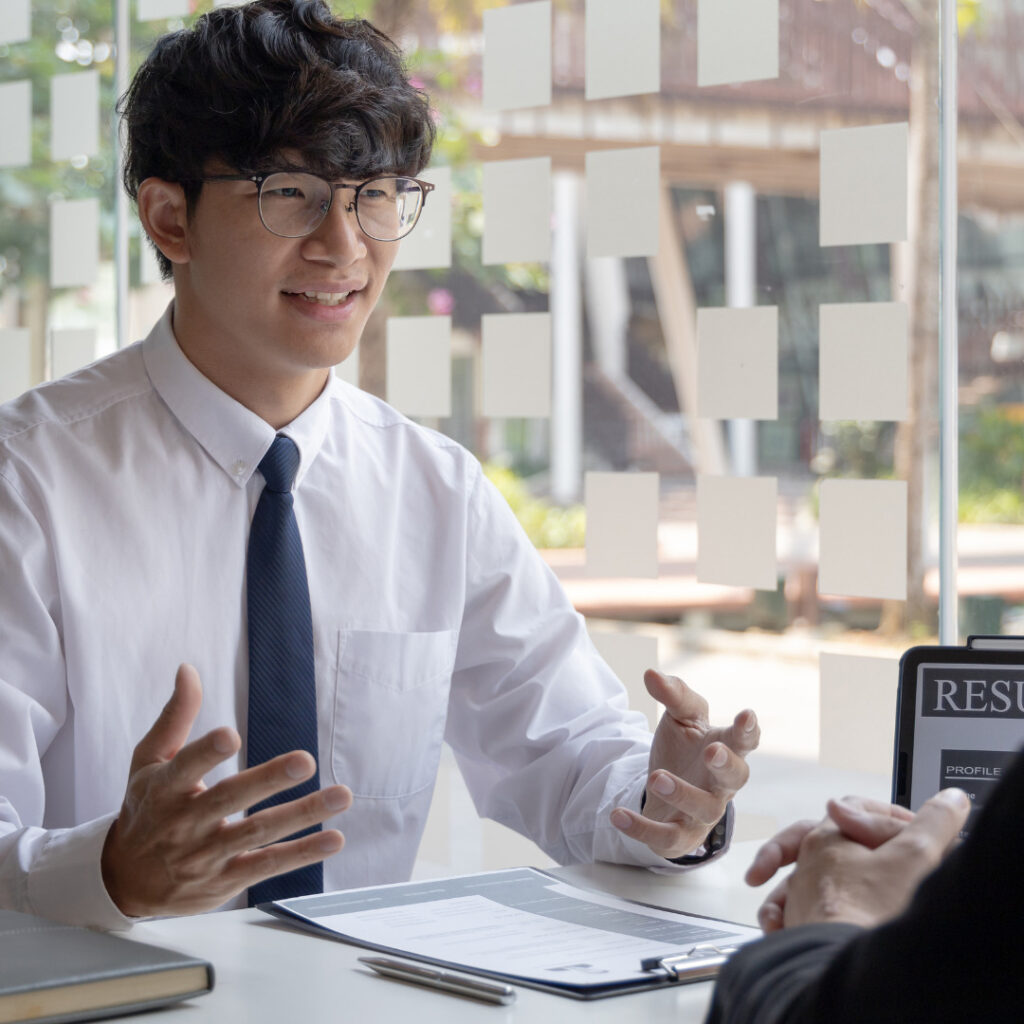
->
[611, 669, 760, 860]
[746, 789, 970, 932]
[101, 664, 351, 918]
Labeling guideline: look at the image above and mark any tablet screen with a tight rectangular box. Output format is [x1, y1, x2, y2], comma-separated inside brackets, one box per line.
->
[909, 661, 1024, 834]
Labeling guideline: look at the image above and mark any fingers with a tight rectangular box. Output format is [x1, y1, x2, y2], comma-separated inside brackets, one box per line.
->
[646, 771, 729, 825]
[131, 663, 205, 772]
[644, 669, 709, 726]
[700, 742, 749, 797]
[610, 805, 699, 855]
[890, 788, 970, 860]
[226, 828, 346, 894]
[745, 819, 818, 886]
[220, 784, 352, 858]
[827, 797, 914, 849]
[161, 727, 242, 794]
[724, 709, 761, 757]
[198, 752, 323, 821]
[757, 879, 789, 933]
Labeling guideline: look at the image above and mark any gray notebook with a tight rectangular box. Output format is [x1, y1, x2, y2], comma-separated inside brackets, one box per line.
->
[0, 909, 213, 1024]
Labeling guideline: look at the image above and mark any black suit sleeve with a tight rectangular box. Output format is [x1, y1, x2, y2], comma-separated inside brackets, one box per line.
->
[705, 747, 1024, 1024]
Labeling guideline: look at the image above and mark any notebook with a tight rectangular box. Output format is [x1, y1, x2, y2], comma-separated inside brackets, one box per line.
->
[0, 909, 213, 1024]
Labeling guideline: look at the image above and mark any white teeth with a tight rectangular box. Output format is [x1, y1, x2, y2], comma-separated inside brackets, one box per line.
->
[299, 290, 352, 306]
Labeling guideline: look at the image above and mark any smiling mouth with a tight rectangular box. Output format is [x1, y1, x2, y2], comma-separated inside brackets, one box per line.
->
[285, 290, 357, 307]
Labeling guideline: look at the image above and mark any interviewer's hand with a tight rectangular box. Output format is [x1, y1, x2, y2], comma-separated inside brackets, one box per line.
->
[747, 789, 969, 933]
[610, 670, 759, 860]
[101, 663, 351, 918]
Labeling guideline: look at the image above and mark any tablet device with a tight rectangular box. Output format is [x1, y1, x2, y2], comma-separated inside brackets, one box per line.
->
[893, 636, 1024, 836]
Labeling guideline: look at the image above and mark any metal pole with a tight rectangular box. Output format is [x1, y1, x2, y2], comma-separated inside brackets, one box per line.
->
[114, 0, 130, 349]
[938, 0, 959, 643]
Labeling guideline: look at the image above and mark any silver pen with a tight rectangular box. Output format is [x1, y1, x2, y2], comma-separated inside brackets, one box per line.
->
[358, 956, 517, 1005]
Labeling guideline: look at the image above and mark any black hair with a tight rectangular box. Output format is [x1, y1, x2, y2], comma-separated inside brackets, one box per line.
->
[118, 0, 435, 278]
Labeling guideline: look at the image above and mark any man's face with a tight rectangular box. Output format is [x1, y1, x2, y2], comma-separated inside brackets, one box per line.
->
[173, 161, 399, 385]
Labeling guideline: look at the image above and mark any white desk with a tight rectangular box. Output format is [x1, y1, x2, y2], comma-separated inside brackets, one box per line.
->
[129, 841, 766, 1024]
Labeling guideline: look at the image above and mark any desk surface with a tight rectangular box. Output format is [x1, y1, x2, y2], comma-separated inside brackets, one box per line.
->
[130, 842, 766, 1024]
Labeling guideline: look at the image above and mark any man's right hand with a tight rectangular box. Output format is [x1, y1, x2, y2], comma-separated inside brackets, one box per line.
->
[101, 663, 351, 918]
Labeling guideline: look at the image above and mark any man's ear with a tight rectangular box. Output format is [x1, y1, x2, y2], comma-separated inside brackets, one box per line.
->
[137, 178, 191, 268]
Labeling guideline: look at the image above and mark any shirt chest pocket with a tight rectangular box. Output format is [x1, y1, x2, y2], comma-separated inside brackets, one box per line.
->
[329, 629, 457, 798]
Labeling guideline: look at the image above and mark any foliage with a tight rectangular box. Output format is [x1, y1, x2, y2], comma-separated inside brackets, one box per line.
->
[959, 405, 1024, 523]
[483, 463, 585, 549]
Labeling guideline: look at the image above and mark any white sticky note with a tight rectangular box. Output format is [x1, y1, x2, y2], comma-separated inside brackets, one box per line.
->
[697, 475, 778, 591]
[137, 0, 190, 20]
[50, 328, 97, 380]
[586, 147, 660, 259]
[820, 122, 909, 247]
[589, 631, 660, 730]
[585, 0, 660, 101]
[483, 1, 551, 112]
[481, 312, 551, 418]
[334, 343, 359, 387]
[698, 0, 779, 87]
[819, 478, 907, 600]
[819, 302, 908, 421]
[0, 80, 30, 168]
[139, 239, 163, 286]
[819, 652, 898, 775]
[585, 471, 659, 579]
[0, 0, 30, 45]
[386, 316, 451, 418]
[0, 328, 32, 404]
[50, 198, 100, 288]
[51, 71, 100, 162]
[391, 166, 451, 271]
[482, 157, 551, 265]
[697, 306, 778, 420]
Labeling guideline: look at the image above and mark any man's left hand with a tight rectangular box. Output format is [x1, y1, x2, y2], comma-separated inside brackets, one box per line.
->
[610, 669, 759, 860]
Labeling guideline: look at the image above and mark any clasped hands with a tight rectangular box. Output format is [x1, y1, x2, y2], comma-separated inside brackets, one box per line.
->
[745, 787, 972, 933]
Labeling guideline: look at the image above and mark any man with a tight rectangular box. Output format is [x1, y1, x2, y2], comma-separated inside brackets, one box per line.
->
[0, 0, 758, 930]
[706, 754, 1023, 1022]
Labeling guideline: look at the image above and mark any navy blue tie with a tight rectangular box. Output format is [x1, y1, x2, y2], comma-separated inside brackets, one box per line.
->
[246, 435, 322, 906]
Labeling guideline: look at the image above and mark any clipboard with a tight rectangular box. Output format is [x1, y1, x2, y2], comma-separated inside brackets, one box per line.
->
[893, 635, 1024, 834]
[258, 867, 761, 999]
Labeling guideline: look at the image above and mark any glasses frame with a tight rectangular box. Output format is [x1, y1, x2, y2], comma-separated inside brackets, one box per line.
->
[192, 171, 436, 241]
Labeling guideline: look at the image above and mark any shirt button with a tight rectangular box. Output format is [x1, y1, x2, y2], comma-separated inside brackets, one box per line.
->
[232, 460, 247, 476]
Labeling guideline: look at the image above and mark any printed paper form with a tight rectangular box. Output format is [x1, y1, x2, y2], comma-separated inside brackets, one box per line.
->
[279, 868, 759, 990]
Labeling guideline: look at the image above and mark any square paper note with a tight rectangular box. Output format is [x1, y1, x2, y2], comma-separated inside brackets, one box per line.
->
[819, 652, 898, 775]
[697, 474, 778, 591]
[51, 70, 100, 161]
[585, 471, 659, 578]
[392, 166, 452, 271]
[0, 0, 31, 46]
[483, 157, 551, 265]
[0, 81, 31, 168]
[483, 2, 551, 112]
[50, 327, 97, 380]
[50, 198, 99, 288]
[585, 0, 660, 101]
[481, 312, 551, 418]
[586, 147, 660, 259]
[697, 306, 778, 420]
[386, 316, 451, 418]
[820, 123, 909, 247]
[819, 302, 908, 422]
[818, 478, 907, 600]
[0, 328, 32, 404]
[589, 630, 660, 730]
[698, 0, 779, 87]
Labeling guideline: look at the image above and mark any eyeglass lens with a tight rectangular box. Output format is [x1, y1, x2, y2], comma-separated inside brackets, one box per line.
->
[257, 172, 425, 240]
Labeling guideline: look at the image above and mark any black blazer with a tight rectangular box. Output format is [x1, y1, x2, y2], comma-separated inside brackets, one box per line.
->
[705, 748, 1024, 1023]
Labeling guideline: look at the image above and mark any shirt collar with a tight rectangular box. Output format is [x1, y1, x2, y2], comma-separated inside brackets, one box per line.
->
[141, 302, 333, 490]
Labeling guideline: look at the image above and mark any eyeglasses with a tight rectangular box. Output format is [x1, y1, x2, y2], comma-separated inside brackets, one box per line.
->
[194, 171, 435, 241]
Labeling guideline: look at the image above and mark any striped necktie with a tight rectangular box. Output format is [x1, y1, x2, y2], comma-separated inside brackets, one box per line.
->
[245, 434, 322, 905]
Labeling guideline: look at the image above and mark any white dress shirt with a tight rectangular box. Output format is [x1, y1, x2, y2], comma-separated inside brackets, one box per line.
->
[0, 305, 713, 931]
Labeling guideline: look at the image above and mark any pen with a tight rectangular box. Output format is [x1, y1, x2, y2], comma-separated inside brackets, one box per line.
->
[358, 956, 517, 1005]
